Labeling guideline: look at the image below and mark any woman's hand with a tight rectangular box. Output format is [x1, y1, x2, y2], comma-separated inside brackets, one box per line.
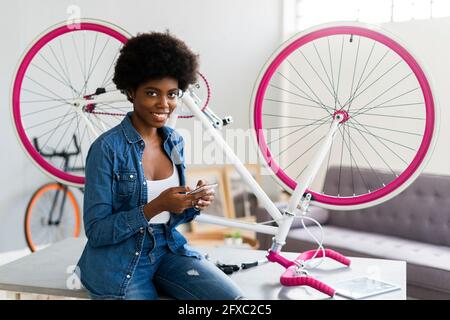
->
[191, 180, 216, 211]
[143, 184, 214, 219]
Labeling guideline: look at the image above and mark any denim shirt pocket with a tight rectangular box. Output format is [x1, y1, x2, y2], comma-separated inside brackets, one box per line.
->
[113, 170, 137, 197]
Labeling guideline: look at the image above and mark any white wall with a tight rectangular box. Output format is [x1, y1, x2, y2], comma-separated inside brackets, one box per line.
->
[0, 0, 283, 253]
[380, 18, 450, 176]
[2, 1, 449, 255]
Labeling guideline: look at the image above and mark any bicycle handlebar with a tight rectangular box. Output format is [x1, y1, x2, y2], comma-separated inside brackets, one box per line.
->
[33, 134, 81, 158]
[280, 268, 336, 297]
[298, 249, 351, 267]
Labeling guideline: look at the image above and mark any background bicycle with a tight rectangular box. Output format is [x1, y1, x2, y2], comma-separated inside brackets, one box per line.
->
[24, 135, 84, 252]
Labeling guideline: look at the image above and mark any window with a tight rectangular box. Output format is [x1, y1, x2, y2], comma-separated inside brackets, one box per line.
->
[291, 0, 450, 32]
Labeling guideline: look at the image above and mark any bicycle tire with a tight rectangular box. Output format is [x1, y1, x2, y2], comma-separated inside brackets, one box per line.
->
[250, 22, 438, 210]
[11, 19, 132, 187]
[24, 183, 81, 252]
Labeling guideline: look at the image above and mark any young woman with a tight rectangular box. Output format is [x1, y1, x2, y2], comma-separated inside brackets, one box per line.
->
[77, 32, 245, 300]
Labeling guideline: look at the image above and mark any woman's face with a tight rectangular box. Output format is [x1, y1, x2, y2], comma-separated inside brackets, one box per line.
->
[130, 77, 180, 128]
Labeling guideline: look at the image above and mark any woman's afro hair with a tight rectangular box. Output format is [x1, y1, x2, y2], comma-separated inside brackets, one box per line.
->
[113, 31, 199, 93]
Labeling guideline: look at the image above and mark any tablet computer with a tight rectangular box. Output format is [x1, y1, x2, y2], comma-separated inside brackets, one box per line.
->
[333, 276, 401, 299]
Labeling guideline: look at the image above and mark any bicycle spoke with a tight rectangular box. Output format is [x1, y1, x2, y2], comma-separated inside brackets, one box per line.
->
[102, 75, 116, 90]
[22, 88, 72, 103]
[327, 37, 336, 100]
[79, 36, 111, 95]
[352, 101, 423, 111]
[344, 49, 391, 108]
[71, 33, 87, 95]
[265, 121, 328, 130]
[285, 59, 333, 115]
[25, 108, 74, 131]
[345, 40, 377, 109]
[345, 124, 356, 196]
[349, 121, 422, 136]
[47, 44, 80, 96]
[351, 87, 420, 118]
[348, 72, 413, 116]
[268, 115, 330, 145]
[277, 119, 328, 157]
[100, 48, 120, 88]
[344, 58, 403, 109]
[345, 122, 397, 177]
[337, 123, 345, 196]
[313, 42, 338, 103]
[54, 114, 77, 154]
[76, 116, 87, 170]
[353, 112, 424, 120]
[337, 126, 373, 193]
[24, 75, 72, 104]
[348, 36, 361, 112]
[299, 49, 335, 102]
[273, 72, 331, 113]
[34, 112, 77, 142]
[321, 122, 335, 194]
[22, 102, 69, 117]
[30, 62, 78, 96]
[22, 98, 70, 103]
[85, 32, 99, 91]
[83, 31, 87, 93]
[335, 36, 345, 110]
[346, 119, 413, 162]
[286, 134, 325, 172]
[262, 112, 325, 122]
[264, 97, 331, 112]
[41, 112, 78, 152]
[58, 38, 76, 99]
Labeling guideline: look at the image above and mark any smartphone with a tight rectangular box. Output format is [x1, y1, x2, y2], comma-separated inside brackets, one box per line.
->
[186, 183, 218, 195]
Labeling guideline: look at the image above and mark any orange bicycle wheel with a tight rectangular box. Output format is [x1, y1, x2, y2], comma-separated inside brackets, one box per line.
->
[24, 183, 80, 252]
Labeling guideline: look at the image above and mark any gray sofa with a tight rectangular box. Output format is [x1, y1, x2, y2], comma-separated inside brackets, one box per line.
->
[255, 167, 450, 299]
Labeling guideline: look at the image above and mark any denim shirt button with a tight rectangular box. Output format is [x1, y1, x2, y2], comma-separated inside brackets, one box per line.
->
[147, 226, 153, 233]
[126, 274, 131, 279]
[135, 251, 139, 256]
[139, 227, 144, 233]
[143, 181, 146, 185]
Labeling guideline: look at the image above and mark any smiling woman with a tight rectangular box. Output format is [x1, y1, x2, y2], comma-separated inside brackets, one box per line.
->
[76, 31, 245, 300]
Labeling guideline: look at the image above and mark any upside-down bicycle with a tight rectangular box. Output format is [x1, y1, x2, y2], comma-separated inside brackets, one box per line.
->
[11, 19, 438, 297]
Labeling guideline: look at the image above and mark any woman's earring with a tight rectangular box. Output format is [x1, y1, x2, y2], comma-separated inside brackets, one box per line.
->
[127, 91, 134, 103]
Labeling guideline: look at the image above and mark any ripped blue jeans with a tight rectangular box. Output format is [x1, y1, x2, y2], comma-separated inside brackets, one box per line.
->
[92, 224, 245, 300]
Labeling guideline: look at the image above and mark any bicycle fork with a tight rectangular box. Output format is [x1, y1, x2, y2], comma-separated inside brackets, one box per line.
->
[47, 184, 68, 226]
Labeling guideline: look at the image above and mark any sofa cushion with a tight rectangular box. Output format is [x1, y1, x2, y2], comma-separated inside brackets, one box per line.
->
[323, 167, 450, 247]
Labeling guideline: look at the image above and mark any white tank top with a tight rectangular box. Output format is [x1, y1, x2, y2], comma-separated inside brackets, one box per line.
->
[147, 161, 180, 224]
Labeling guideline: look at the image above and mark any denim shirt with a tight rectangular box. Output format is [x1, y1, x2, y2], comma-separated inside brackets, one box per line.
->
[76, 112, 201, 299]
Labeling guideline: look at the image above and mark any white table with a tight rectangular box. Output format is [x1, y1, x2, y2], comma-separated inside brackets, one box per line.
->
[0, 237, 406, 300]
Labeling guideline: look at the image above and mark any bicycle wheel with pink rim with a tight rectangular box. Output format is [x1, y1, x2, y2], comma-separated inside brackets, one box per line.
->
[11, 19, 132, 187]
[251, 22, 438, 210]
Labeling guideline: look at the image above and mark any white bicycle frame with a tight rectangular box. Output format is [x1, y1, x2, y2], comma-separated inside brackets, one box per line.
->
[173, 91, 343, 251]
[74, 88, 343, 251]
